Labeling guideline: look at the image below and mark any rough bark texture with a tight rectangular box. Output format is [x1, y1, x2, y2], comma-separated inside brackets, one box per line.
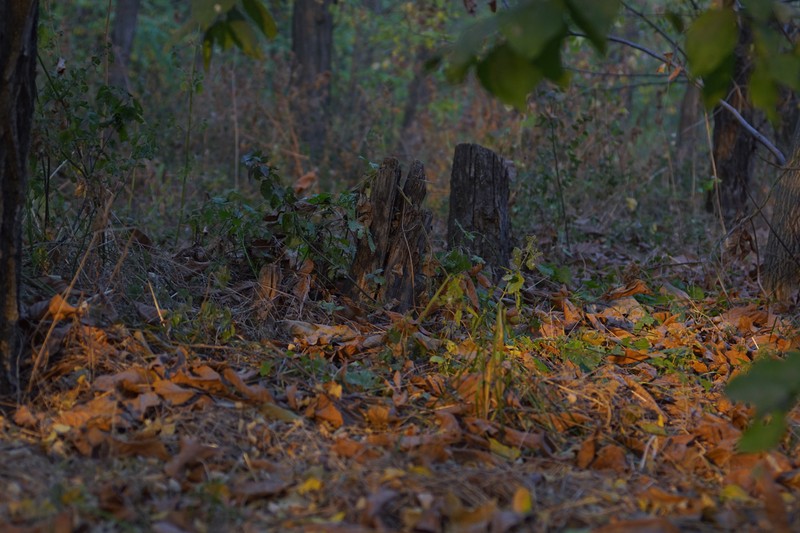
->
[110, 0, 140, 91]
[381, 160, 429, 310]
[292, 0, 333, 163]
[706, 24, 756, 223]
[776, 90, 799, 158]
[1, 0, 39, 394]
[764, 123, 800, 300]
[447, 143, 511, 274]
[349, 158, 430, 311]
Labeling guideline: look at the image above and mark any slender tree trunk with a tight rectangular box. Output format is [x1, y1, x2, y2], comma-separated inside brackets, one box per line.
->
[109, 0, 140, 92]
[676, 84, 701, 166]
[291, 0, 333, 165]
[706, 24, 756, 223]
[764, 122, 800, 300]
[0, 0, 39, 394]
[775, 90, 799, 158]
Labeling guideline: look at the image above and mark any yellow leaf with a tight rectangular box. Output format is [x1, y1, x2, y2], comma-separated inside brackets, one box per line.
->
[380, 467, 406, 482]
[297, 477, 323, 495]
[489, 437, 521, 460]
[720, 484, 753, 503]
[325, 381, 343, 400]
[512, 486, 533, 514]
[259, 402, 301, 422]
[408, 465, 432, 476]
[639, 422, 668, 436]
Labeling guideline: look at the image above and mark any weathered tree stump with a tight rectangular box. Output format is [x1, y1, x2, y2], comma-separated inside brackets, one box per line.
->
[349, 158, 430, 311]
[447, 143, 511, 274]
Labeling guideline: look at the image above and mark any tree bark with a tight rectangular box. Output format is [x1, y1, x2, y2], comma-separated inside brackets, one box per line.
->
[381, 160, 429, 310]
[0, 0, 39, 394]
[706, 24, 756, 223]
[676, 84, 701, 166]
[447, 143, 511, 275]
[348, 158, 430, 311]
[291, 0, 333, 164]
[775, 90, 799, 158]
[764, 122, 800, 300]
[109, 0, 140, 92]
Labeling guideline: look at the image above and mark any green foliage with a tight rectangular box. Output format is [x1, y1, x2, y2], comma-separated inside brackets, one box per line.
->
[446, 0, 621, 108]
[180, 0, 277, 69]
[447, 0, 799, 118]
[726, 352, 800, 452]
[31, 33, 155, 265]
[343, 364, 380, 391]
[685, 8, 738, 78]
[537, 263, 572, 285]
[239, 151, 364, 281]
[675, 1, 800, 115]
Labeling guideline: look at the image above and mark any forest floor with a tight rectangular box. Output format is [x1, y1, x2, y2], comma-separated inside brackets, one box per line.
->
[2, 219, 800, 533]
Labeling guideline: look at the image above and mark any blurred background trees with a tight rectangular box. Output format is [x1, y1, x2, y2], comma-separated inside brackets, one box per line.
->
[1, 0, 798, 392]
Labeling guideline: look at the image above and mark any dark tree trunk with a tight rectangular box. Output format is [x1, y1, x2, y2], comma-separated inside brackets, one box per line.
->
[109, 0, 140, 92]
[292, 0, 333, 164]
[381, 160, 429, 310]
[400, 49, 430, 134]
[764, 123, 800, 301]
[447, 144, 511, 275]
[676, 84, 701, 166]
[0, 0, 39, 394]
[706, 24, 756, 223]
[775, 90, 799, 158]
[349, 158, 430, 311]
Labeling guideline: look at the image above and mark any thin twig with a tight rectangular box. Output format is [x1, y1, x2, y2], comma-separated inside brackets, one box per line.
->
[622, 1, 687, 60]
[568, 31, 788, 166]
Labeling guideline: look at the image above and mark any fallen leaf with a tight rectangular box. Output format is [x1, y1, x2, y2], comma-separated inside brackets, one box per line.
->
[259, 402, 301, 422]
[604, 279, 651, 300]
[591, 444, 628, 473]
[511, 486, 533, 514]
[593, 518, 680, 533]
[153, 380, 197, 406]
[109, 436, 170, 460]
[164, 437, 219, 479]
[232, 478, 291, 503]
[312, 394, 344, 428]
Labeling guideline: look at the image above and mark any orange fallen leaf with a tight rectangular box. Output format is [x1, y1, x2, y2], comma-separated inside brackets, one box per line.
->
[577, 433, 597, 469]
[172, 365, 227, 395]
[593, 518, 680, 533]
[222, 367, 274, 403]
[164, 436, 219, 479]
[604, 279, 651, 300]
[591, 444, 628, 473]
[93, 367, 154, 392]
[153, 380, 197, 406]
[366, 404, 392, 428]
[232, 478, 292, 503]
[312, 394, 344, 429]
[109, 436, 170, 460]
[13, 405, 40, 429]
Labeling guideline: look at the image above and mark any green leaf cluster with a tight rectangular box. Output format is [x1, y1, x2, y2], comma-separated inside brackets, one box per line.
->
[726, 352, 800, 452]
[181, 0, 277, 69]
[684, 1, 800, 117]
[446, 0, 621, 109]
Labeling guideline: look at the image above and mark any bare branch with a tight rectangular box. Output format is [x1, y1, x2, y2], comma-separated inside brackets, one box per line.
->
[621, 1, 686, 61]
[568, 31, 788, 166]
